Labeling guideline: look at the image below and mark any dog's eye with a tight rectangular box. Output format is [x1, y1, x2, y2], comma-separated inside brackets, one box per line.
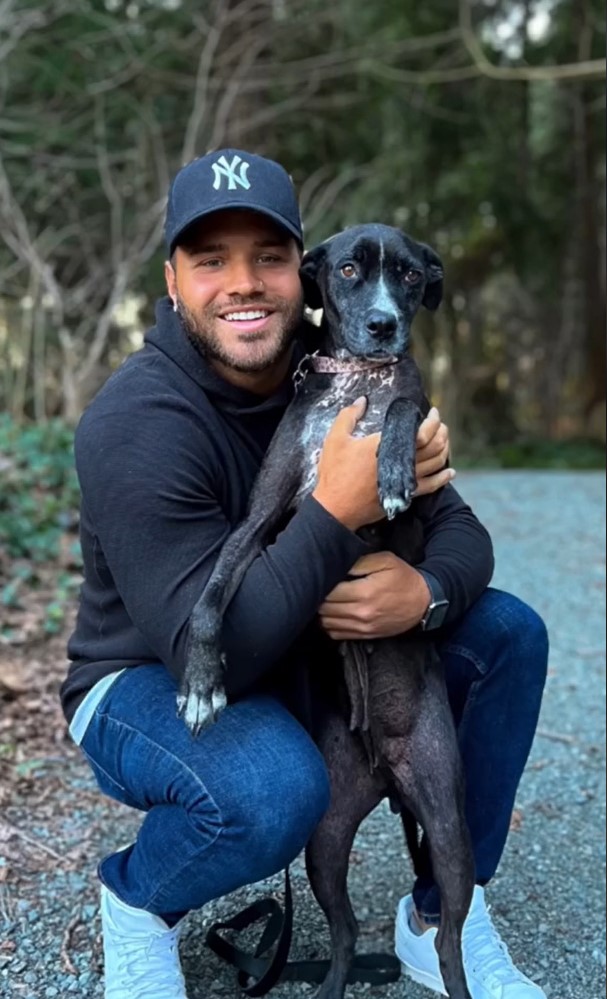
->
[404, 269, 423, 285]
[340, 264, 357, 279]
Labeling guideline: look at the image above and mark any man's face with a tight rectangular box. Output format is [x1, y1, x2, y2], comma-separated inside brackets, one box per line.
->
[165, 210, 304, 374]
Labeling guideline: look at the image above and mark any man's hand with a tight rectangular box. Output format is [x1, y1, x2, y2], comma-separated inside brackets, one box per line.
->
[415, 407, 454, 497]
[313, 397, 385, 531]
[318, 551, 431, 641]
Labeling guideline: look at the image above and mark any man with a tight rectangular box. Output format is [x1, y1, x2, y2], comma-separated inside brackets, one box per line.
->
[60, 149, 549, 999]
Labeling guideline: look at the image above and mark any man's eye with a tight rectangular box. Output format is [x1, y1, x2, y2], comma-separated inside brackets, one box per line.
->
[198, 258, 223, 268]
[404, 269, 423, 285]
[340, 263, 357, 278]
[258, 254, 282, 264]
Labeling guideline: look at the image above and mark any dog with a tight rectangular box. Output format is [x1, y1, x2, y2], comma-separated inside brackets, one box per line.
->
[180, 224, 475, 999]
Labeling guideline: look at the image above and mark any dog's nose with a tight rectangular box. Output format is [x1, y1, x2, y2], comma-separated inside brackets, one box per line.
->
[366, 311, 398, 338]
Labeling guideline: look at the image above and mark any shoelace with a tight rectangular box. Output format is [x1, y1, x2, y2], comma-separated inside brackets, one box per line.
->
[116, 930, 186, 999]
[464, 903, 527, 985]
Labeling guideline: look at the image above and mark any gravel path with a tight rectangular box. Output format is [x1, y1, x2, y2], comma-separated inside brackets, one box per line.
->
[2, 471, 605, 999]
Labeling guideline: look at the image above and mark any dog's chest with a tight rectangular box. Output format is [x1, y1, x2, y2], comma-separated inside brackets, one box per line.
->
[295, 368, 397, 502]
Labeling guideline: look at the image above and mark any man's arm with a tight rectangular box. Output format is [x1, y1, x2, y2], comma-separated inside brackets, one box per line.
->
[75, 399, 371, 694]
[414, 482, 494, 620]
[318, 484, 494, 640]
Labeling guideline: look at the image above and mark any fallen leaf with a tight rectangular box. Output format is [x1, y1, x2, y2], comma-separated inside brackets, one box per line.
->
[0, 665, 28, 698]
[509, 808, 524, 832]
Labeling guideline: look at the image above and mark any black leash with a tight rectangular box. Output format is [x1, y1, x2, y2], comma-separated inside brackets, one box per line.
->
[205, 868, 401, 996]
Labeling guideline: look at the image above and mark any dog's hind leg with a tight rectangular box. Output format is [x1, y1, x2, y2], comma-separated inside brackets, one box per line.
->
[384, 669, 474, 999]
[305, 711, 385, 999]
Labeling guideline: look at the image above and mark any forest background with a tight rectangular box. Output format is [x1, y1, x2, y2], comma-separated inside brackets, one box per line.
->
[0, 0, 605, 641]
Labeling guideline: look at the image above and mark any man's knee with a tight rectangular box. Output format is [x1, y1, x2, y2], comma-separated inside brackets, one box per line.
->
[446, 588, 549, 690]
[200, 700, 331, 876]
[489, 588, 548, 658]
[475, 588, 549, 688]
[257, 738, 331, 872]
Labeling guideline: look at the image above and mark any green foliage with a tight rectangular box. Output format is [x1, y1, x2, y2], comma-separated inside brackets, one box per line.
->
[0, 415, 81, 577]
[494, 438, 607, 470]
[0, 415, 82, 637]
[459, 437, 606, 470]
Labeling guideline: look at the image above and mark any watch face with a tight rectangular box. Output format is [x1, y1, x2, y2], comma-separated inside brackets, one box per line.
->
[423, 599, 449, 631]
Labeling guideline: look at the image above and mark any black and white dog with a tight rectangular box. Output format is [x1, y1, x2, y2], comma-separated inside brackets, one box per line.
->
[181, 224, 474, 999]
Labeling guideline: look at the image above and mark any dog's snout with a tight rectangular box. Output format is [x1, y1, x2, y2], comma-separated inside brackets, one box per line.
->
[366, 310, 398, 338]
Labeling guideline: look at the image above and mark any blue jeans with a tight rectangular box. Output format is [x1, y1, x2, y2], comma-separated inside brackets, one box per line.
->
[79, 588, 548, 924]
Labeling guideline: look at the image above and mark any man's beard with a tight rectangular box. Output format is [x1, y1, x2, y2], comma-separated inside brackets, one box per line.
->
[176, 293, 304, 373]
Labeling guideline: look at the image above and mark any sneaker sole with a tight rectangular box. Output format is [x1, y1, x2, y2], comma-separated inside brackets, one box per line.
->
[401, 961, 448, 995]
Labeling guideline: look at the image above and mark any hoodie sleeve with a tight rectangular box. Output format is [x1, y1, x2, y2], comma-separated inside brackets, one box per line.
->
[413, 483, 494, 624]
[75, 399, 368, 693]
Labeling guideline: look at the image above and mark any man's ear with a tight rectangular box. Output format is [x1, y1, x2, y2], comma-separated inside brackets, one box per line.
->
[420, 243, 444, 311]
[299, 243, 327, 311]
[164, 259, 177, 303]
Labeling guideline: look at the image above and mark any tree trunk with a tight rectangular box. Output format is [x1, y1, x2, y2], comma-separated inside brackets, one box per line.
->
[573, 0, 606, 418]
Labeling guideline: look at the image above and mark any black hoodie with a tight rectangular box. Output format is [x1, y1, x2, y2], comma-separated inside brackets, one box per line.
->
[60, 297, 494, 725]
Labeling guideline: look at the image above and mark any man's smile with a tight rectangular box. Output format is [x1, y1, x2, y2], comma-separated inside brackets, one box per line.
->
[218, 307, 276, 334]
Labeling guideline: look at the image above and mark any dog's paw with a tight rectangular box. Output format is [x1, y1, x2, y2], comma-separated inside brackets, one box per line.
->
[177, 651, 227, 738]
[381, 491, 412, 519]
[378, 463, 417, 519]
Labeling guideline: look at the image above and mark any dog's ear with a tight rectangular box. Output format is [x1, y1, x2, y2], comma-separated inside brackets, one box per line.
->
[420, 244, 444, 311]
[299, 243, 327, 311]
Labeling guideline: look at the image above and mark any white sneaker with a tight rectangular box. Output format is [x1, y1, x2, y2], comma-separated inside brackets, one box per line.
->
[395, 886, 546, 998]
[100, 883, 189, 998]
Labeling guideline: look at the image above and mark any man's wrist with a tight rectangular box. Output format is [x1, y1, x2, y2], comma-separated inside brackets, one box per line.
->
[311, 488, 360, 532]
[416, 569, 450, 631]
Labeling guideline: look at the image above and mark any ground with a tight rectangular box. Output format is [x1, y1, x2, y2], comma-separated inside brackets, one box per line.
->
[0, 471, 605, 999]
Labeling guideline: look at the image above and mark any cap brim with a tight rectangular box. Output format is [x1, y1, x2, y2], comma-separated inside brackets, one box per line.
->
[169, 204, 303, 255]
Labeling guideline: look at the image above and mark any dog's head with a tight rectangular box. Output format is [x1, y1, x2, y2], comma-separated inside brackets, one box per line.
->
[300, 224, 443, 359]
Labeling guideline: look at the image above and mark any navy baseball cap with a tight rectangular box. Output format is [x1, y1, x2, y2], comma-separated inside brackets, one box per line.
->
[165, 149, 303, 255]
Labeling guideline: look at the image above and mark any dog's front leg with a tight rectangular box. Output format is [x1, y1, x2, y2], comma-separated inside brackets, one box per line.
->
[180, 516, 273, 736]
[377, 398, 423, 520]
[179, 426, 303, 737]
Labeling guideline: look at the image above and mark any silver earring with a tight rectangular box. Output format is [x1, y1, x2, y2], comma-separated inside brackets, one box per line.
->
[173, 300, 178, 313]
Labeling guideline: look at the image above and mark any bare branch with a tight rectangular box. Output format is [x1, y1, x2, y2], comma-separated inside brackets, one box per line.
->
[298, 165, 335, 220]
[86, 36, 168, 97]
[75, 264, 131, 386]
[94, 95, 125, 268]
[246, 27, 462, 77]
[0, 153, 64, 323]
[0, 0, 53, 62]
[182, 1, 231, 162]
[459, 0, 606, 82]
[304, 162, 378, 235]
[207, 28, 272, 149]
[368, 62, 483, 85]
[236, 86, 321, 145]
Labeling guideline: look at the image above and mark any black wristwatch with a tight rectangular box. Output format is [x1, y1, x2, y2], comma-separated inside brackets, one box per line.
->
[418, 570, 450, 632]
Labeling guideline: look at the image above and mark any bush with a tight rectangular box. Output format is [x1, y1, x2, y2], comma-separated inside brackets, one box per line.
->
[0, 415, 81, 564]
[458, 437, 606, 470]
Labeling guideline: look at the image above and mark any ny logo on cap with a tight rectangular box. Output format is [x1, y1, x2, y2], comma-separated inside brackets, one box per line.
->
[212, 154, 251, 191]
